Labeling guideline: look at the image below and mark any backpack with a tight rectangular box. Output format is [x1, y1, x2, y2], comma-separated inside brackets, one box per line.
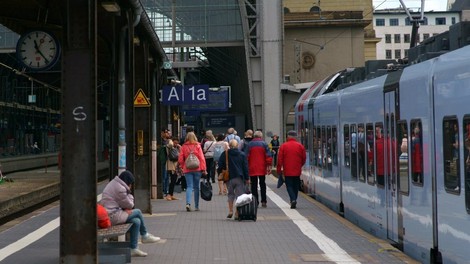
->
[168, 146, 179, 162]
[213, 144, 224, 161]
[185, 146, 200, 169]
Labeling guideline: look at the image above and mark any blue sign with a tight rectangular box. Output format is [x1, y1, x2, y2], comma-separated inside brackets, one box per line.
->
[161, 84, 209, 105]
[182, 90, 229, 112]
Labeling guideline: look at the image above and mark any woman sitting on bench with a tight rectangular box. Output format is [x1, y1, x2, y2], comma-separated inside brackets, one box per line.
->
[100, 170, 160, 257]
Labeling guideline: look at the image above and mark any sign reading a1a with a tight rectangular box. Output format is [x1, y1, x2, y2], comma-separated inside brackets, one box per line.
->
[163, 61, 172, 69]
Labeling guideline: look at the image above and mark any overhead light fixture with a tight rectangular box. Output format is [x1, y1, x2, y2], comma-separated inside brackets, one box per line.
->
[101, 2, 121, 12]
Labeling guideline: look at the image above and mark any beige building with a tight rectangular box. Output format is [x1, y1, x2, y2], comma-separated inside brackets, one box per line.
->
[283, 0, 378, 83]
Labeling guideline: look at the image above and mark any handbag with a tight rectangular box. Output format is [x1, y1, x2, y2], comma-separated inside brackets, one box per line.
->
[221, 150, 229, 182]
[185, 146, 200, 169]
[200, 178, 213, 201]
[276, 172, 284, 188]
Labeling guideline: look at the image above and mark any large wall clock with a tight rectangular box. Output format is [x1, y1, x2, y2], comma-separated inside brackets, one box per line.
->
[16, 30, 61, 71]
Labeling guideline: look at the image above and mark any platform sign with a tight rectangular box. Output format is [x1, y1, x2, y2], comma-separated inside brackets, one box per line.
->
[161, 84, 209, 105]
[182, 90, 228, 112]
[134, 89, 151, 107]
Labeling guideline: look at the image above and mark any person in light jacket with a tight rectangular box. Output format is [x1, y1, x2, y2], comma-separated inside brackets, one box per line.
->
[276, 130, 306, 209]
[100, 170, 160, 257]
[178, 132, 207, 212]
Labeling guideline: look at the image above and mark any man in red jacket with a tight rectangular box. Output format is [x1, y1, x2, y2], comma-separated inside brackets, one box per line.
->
[277, 130, 306, 209]
[247, 130, 272, 207]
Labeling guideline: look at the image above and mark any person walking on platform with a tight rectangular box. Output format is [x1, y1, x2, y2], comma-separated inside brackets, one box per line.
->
[202, 130, 217, 183]
[246, 130, 272, 207]
[225, 127, 241, 143]
[217, 139, 250, 219]
[213, 133, 229, 195]
[277, 130, 306, 209]
[165, 138, 180, 201]
[159, 128, 172, 198]
[270, 134, 280, 166]
[179, 132, 207, 212]
[100, 170, 160, 257]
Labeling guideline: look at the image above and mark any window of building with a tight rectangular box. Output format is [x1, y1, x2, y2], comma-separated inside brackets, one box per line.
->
[404, 34, 410, 43]
[386, 49, 392, 59]
[376, 18, 385, 26]
[385, 34, 391, 43]
[436, 17, 446, 25]
[390, 18, 399, 26]
[443, 117, 460, 193]
[423, 33, 430, 40]
[395, 49, 401, 59]
[404, 49, 409, 57]
[452, 17, 456, 25]
[394, 34, 401, 43]
[310, 6, 321, 13]
[422, 17, 428, 25]
[405, 17, 411, 26]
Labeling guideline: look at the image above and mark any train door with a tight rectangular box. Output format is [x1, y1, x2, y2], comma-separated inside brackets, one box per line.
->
[384, 91, 400, 244]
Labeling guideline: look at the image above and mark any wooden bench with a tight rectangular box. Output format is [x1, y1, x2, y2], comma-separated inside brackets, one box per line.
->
[98, 223, 133, 264]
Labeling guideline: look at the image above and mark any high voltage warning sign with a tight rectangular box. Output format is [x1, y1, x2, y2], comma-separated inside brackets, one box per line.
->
[134, 89, 151, 107]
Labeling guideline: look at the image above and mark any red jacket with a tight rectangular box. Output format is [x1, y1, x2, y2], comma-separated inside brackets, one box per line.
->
[178, 142, 207, 173]
[247, 138, 272, 176]
[276, 138, 306, 177]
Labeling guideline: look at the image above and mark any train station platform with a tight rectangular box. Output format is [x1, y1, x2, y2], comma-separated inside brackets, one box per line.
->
[0, 169, 419, 263]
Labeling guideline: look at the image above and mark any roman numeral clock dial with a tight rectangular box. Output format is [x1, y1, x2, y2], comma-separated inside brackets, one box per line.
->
[16, 30, 61, 71]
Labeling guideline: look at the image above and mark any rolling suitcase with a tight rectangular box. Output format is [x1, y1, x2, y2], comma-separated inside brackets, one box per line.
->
[236, 196, 257, 221]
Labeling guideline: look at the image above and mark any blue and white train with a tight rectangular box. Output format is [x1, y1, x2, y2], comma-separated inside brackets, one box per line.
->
[295, 24, 470, 263]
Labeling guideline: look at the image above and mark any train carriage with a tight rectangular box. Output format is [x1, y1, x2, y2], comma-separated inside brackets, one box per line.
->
[294, 22, 470, 263]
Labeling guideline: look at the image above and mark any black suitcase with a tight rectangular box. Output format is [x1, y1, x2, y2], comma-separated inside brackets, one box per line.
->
[236, 196, 257, 221]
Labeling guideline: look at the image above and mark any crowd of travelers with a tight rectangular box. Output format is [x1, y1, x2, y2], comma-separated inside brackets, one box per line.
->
[98, 126, 305, 257]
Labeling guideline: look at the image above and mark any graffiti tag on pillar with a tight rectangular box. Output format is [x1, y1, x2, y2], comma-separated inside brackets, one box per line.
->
[73, 106, 87, 121]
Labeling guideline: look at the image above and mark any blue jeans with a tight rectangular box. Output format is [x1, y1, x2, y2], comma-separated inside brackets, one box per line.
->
[162, 164, 169, 195]
[284, 176, 300, 202]
[126, 209, 148, 249]
[185, 171, 202, 209]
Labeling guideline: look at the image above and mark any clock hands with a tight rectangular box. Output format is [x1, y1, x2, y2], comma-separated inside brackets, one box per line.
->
[33, 39, 50, 64]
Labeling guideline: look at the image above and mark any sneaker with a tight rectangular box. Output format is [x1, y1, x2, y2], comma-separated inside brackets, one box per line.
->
[142, 233, 160, 243]
[131, 248, 148, 257]
[166, 196, 172, 201]
[261, 202, 267, 208]
[186, 204, 191, 211]
[171, 196, 179, 200]
[290, 201, 297, 209]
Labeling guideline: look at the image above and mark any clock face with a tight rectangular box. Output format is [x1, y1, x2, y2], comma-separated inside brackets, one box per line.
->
[16, 30, 60, 71]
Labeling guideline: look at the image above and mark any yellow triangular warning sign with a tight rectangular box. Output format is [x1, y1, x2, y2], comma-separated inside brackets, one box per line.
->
[134, 89, 151, 107]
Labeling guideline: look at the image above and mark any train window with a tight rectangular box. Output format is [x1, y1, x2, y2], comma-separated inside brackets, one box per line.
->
[463, 116, 470, 213]
[311, 126, 317, 167]
[344, 125, 350, 167]
[358, 124, 366, 182]
[321, 126, 326, 169]
[410, 120, 423, 185]
[350, 124, 358, 180]
[366, 123, 375, 185]
[316, 126, 321, 167]
[443, 118, 460, 193]
[327, 126, 332, 171]
[398, 121, 409, 194]
[332, 126, 338, 166]
[375, 123, 385, 187]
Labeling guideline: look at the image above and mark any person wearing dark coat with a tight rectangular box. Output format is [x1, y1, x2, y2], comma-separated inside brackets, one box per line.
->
[217, 139, 249, 219]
